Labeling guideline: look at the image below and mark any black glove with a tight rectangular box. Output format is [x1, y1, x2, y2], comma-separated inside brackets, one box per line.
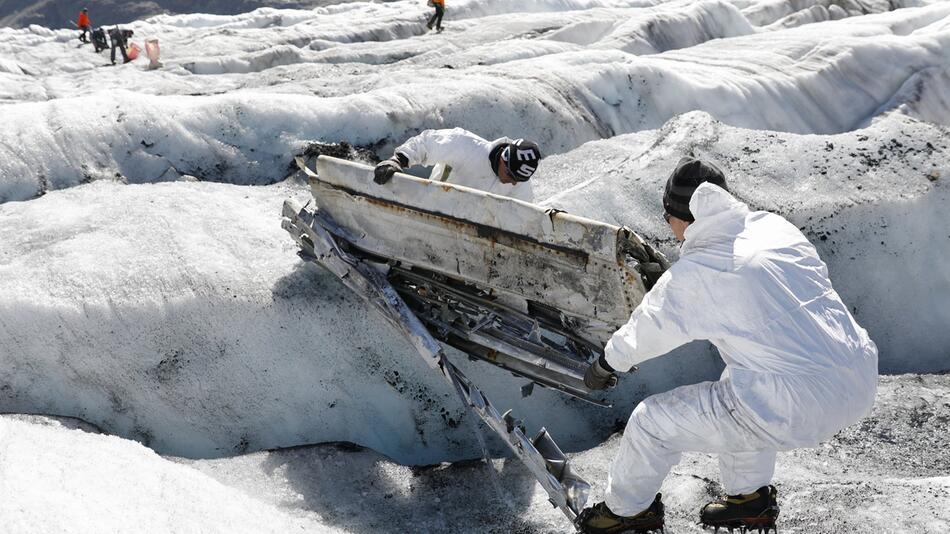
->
[584, 355, 618, 390]
[374, 157, 403, 184]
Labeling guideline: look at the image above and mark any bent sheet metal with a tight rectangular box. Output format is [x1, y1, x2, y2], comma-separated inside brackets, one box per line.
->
[281, 155, 668, 528]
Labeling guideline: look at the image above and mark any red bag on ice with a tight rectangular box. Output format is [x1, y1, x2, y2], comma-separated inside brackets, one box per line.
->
[127, 42, 141, 60]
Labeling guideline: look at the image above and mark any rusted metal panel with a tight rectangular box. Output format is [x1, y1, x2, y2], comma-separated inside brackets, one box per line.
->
[303, 156, 660, 343]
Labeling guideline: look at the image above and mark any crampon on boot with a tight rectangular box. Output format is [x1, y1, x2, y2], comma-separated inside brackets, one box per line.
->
[700, 485, 779, 533]
[575, 494, 664, 534]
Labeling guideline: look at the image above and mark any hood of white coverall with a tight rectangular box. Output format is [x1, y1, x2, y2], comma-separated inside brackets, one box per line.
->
[607, 182, 878, 448]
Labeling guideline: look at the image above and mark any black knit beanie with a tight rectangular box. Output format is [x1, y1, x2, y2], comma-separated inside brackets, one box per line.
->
[662, 156, 728, 222]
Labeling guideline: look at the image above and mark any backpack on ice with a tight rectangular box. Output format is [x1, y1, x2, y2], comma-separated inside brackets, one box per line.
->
[127, 42, 141, 60]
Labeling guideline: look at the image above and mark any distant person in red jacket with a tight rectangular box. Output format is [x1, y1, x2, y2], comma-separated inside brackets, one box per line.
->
[77, 8, 91, 43]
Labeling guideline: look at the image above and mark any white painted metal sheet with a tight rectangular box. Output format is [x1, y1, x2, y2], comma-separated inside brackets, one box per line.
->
[303, 156, 664, 343]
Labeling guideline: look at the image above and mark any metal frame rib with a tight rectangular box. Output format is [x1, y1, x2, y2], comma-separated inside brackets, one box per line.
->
[282, 199, 591, 527]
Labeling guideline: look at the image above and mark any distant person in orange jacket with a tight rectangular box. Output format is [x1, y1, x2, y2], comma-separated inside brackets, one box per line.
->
[77, 8, 91, 43]
[426, 0, 444, 32]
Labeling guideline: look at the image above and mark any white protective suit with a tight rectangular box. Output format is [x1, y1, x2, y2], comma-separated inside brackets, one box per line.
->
[603, 183, 878, 516]
[394, 128, 535, 202]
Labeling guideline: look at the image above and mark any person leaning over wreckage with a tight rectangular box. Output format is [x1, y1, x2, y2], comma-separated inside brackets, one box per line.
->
[576, 157, 878, 534]
[373, 127, 540, 202]
[109, 27, 134, 65]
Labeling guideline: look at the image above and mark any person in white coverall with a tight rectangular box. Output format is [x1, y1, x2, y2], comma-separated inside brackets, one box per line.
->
[576, 157, 878, 534]
[372, 127, 540, 202]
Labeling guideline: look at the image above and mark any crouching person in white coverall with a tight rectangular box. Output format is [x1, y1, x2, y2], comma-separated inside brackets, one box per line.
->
[372, 127, 540, 202]
[576, 157, 879, 534]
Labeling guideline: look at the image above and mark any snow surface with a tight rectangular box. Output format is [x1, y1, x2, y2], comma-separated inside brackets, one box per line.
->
[1, 0, 949, 531]
[2, 1, 950, 198]
[3, 374, 949, 533]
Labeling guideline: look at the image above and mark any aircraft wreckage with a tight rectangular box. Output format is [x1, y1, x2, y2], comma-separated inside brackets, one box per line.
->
[282, 155, 669, 528]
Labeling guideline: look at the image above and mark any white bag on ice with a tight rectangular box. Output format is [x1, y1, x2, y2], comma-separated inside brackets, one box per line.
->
[145, 38, 161, 70]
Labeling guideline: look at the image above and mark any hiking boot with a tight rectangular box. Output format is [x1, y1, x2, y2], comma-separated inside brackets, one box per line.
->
[700, 485, 779, 533]
[576, 494, 664, 533]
